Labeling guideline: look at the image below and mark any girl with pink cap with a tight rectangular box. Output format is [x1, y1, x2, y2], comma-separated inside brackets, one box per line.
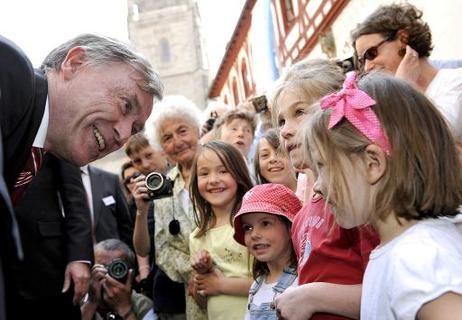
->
[233, 183, 301, 320]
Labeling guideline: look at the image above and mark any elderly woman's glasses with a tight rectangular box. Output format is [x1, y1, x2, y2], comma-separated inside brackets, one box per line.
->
[358, 35, 394, 67]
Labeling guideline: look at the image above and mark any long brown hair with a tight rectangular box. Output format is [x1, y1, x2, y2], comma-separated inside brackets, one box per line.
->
[306, 72, 462, 222]
[190, 141, 253, 237]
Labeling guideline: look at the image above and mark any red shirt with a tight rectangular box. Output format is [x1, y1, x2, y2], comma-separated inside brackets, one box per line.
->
[292, 196, 379, 319]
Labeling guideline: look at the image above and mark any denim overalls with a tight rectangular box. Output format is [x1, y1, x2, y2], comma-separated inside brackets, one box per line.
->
[247, 266, 297, 319]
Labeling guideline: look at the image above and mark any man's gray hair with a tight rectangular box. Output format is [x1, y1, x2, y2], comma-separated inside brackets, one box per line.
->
[94, 239, 136, 268]
[40, 34, 163, 100]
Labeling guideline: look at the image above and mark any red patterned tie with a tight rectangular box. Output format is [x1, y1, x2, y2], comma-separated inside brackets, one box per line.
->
[11, 147, 44, 205]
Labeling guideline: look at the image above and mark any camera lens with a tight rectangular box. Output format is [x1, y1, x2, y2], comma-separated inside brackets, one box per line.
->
[107, 259, 128, 282]
[146, 172, 163, 191]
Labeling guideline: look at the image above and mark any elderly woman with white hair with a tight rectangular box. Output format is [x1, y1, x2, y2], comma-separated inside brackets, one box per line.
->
[133, 95, 206, 320]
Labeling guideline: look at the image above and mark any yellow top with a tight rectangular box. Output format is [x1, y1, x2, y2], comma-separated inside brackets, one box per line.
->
[190, 224, 251, 319]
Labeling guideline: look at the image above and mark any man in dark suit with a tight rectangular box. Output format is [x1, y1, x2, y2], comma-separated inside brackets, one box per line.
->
[0, 34, 162, 319]
[12, 154, 93, 319]
[81, 165, 133, 245]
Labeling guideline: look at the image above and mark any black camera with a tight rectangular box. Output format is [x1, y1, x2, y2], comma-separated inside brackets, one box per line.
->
[203, 110, 219, 132]
[145, 172, 174, 200]
[251, 95, 268, 113]
[107, 259, 129, 283]
[336, 56, 355, 73]
[204, 117, 217, 132]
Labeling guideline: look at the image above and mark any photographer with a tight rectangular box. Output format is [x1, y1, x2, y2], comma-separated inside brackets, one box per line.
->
[81, 239, 155, 320]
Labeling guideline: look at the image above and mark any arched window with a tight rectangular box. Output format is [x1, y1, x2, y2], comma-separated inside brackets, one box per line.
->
[241, 59, 251, 98]
[160, 38, 171, 63]
[280, 0, 295, 32]
[232, 78, 240, 106]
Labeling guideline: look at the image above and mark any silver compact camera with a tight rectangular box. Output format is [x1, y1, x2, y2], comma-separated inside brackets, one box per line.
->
[145, 172, 174, 200]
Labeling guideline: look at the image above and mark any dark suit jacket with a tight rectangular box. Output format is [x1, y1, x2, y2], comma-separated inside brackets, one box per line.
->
[87, 166, 133, 246]
[0, 34, 47, 320]
[12, 154, 93, 301]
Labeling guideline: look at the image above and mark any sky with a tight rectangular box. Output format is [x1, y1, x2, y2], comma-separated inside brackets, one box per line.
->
[197, 0, 246, 75]
[0, 0, 245, 75]
[0, 0, 129, 67]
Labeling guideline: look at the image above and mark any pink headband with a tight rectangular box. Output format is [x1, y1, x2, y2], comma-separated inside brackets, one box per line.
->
[320, 72, 392, 155]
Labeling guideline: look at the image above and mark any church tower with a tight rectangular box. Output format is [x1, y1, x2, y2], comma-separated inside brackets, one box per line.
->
[127, 0, 209, 109]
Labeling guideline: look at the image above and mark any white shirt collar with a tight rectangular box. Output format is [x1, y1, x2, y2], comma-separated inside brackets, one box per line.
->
[32, 97, 49, 148]
[80, 165, 89, 175]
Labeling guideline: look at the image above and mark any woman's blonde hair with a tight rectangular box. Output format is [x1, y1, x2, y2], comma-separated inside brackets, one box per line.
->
[305, 72, 462, 222]
[271, 58, 345, 127]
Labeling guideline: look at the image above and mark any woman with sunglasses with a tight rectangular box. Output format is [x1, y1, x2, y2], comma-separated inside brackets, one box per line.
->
[352, 3, 462, 129]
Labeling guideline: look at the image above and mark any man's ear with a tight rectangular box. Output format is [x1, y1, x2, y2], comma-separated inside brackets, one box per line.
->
[364, 144, 387, 185]
[61, 47, 87, 80]
[396, 29, 409, 45]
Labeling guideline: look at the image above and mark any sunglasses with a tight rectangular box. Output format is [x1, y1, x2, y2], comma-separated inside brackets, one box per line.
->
[357, 35, 394, 67]
[123, 172, 141, 185]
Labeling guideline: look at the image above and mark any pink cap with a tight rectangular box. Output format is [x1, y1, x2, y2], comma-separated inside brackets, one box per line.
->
[233, 183, 302, 246]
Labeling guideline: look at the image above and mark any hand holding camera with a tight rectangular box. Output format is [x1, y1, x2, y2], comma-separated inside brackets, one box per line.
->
[102, 265, 133, 317]
[145, 172, 174, 200]
[131, 174, 151, 214]
[88, 260, 133, 316]
[88, 264, 107, 305]
[250, 95, 269, 113]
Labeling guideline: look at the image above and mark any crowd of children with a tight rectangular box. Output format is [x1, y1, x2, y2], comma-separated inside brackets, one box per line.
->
[116, 3, 462, 320]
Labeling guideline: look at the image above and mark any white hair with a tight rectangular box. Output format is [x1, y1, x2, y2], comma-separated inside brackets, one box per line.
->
[148, 95, 202, 146]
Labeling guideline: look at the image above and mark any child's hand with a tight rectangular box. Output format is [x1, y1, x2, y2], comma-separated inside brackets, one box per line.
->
[194, 267, 224, 296]
[191, 250, 213, 274]
[187, 270, 197, 296]
[188, 270, 207, 309]
[132, 175, 150, 214]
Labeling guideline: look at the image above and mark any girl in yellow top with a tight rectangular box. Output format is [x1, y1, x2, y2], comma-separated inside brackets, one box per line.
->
[189, 141, 253, 319]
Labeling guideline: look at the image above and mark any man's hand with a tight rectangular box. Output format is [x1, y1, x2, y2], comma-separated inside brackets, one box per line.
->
[88, 264, 107, 304]
[191, 249, 213, 274]
[62, 261, 90, 305]
[274, 285, 315, 320]
[81, 264, 106, 320]
[102, 270, 134, 316]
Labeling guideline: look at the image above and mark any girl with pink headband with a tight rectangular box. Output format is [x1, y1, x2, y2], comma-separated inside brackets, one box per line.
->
[304, 72, 462, 319]
[273, 59, 379, 320]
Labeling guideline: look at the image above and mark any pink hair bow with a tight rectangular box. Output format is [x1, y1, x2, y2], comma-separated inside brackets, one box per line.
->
[320, 72, 391, 155]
